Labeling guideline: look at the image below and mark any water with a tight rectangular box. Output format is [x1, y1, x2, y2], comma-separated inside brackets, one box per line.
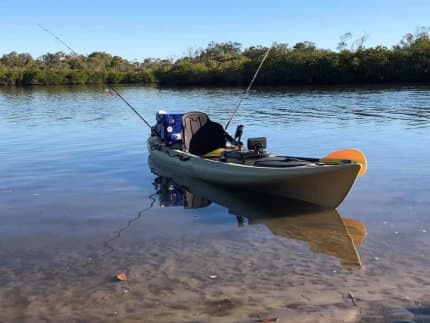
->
[0, 84, 429, 322]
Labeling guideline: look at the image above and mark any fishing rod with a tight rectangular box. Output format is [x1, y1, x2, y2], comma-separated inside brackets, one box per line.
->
[108, 87, 153, 130]
[37, 24, 78, 56]
[38, 23, 154, 132]
[224, 45, 272, 131]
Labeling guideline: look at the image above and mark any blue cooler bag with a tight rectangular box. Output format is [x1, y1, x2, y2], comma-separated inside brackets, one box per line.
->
[156, 111, 183, 144]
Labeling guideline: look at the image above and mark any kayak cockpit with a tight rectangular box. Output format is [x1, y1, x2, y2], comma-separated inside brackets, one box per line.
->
[154, 111, 233, 155]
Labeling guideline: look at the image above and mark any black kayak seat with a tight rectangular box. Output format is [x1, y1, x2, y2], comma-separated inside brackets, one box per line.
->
[254, 157, 314, 168]
[182, 112, 226, 155]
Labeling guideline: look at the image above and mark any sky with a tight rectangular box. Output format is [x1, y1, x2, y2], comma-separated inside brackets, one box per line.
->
[1, 0, 429, 61]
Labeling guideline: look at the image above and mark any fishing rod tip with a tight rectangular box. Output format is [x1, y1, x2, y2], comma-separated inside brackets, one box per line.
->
[105, 88, 115, 96]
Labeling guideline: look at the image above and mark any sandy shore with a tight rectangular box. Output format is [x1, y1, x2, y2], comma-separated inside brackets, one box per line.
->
[1, 220, 429, 323]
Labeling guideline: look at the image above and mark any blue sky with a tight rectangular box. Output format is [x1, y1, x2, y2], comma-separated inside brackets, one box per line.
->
[1, 0, 429, 60]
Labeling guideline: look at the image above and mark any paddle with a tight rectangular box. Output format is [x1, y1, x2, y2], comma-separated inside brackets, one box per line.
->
[321, 148, 367, 176]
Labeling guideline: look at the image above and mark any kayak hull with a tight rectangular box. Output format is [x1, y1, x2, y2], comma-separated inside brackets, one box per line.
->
[148, 137, 360, 208]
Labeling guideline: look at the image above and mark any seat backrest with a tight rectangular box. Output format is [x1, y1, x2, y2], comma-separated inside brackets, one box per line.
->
[182, 112, 209, 152]
[182, 112, 226, 155]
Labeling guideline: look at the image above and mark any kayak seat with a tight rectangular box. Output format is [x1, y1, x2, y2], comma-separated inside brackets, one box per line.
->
[182, 112, 226, 155]
[254, 157, 314, 168]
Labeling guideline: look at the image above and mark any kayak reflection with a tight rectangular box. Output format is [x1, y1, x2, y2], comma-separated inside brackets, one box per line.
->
[151, 167, 366, 269]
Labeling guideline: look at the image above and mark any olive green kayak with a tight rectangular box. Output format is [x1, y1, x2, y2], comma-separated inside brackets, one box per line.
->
[148, 136, 361, 208]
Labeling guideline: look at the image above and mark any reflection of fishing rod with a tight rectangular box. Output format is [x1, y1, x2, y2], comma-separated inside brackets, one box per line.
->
[100, 191, 158, 256]
[224, 45, 272, 131]
[37, 23, 78, 56]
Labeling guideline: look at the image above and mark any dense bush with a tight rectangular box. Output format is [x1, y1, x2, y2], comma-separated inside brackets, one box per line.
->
[1, 30, 430, 86]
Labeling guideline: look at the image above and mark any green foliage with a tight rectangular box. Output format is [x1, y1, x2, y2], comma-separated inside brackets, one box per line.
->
[1, 30, 430, 86]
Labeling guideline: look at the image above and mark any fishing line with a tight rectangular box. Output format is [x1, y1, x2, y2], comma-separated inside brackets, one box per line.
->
[37, 23, 78, 55]
[225, 45, 272, 131]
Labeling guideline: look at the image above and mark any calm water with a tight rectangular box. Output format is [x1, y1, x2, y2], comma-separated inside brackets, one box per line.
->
[1, 85, 430, 322]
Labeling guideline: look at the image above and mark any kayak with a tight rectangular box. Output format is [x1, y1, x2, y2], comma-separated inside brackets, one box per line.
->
[107, 70, 366, 208]
[150, 166, 366, 269]
[148, 135, 362, 208]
